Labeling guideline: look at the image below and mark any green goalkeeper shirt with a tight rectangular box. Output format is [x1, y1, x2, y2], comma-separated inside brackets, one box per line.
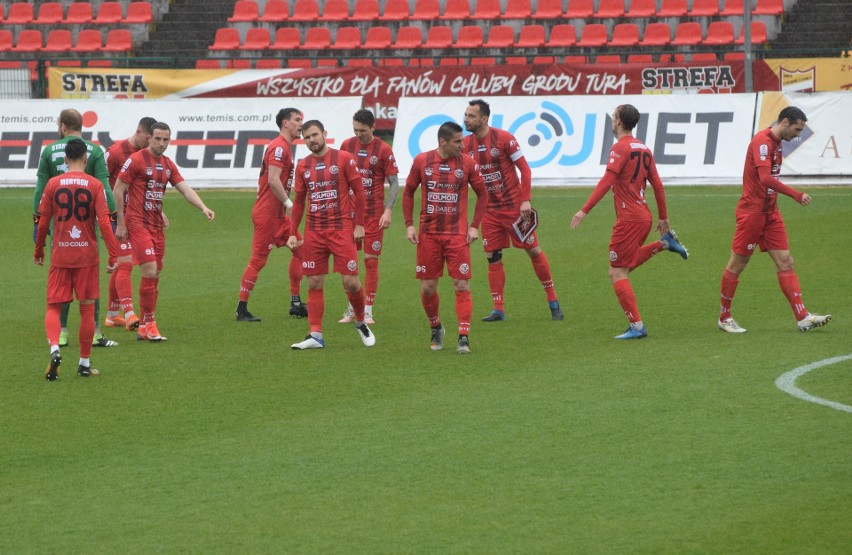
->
[33, 135, 115, 213]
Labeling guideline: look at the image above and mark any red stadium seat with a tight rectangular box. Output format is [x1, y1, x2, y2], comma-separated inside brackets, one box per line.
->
[0, 30, 13, 51]
[626, 0, 656, 18]
[35, 3, 64, 25]
[691, 52, 718, 62]
[503, 0, 531, 19]
[423, 26, 453, 49]
[516, 25, 545, 48]
[532, 55, 555, 64]
[381, 0, 410, 20]
[302, 27, 331, 49]
[378, 58, 404, 66]
[703, 21, 735, 45]
[196, 59, 222, 69]
[209, 28, 241, 50]
[471, 57, 497, 65]
[321, 0, 350, 21]
[736, 21, 768, 44]
[103, 29, 133, 52]
[363, 26, 391, 48]
[256, 58, 283, 68]
[658, 53, 686, 62]
[348, 59, 374, 67]
[411, 0, 440, 20]
[94, 2, 123, 24]
[563, 55, 589, 64]
[627, 54, 654, 63]
[547, 24, 577, 47]
[441, 0, 470, 20]
[259, 0, 289, 22]
[228, 1, 259, 22]
[657, 0, 687, 17]
[455, 26, 483, 48]
[87, 59, 113, 67]
[72, 29, 103, 52]
[474, 0, 503, 19]
[609, 23, 639, 46]
[439, 57, 462, 66]
[317, 58, 337, 67]
[533, 0, 563, 19]
[596, 55, 622, 63]
[505, 56, 527, 65]
[13, 29, 43, 52]
[640, 22, 671, 46]
[287, 59, 312, 68]
[125, 1, 153, 22]
[232, 59, 252, 69]
[577, 24, 608, 47]
[723, 51, 745, 60]
[671, 22, 703, 46]
[65, 3, 94, 24]
[43, 30, 72, 52]
[6, 3, 35, 24]
[333, 27, 362, 49]
[350, 0, 379, 21]
[484, 25, 515, 48]
[688, 0, 719, 17]
[566, 0, 594, 18]
[240, 28, 271, 50]
[291, 0, 320, 22]
[720, 0, 744, 16]
[56, 60, 83, 67]
[595, 0, 625, 19]
[271, 28, 300, 49]
[393, 26, 423, 48]
[753, 0, 783, 15]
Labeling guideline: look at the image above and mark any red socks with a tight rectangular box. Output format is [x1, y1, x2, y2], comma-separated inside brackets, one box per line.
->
[487, 261, 506, 312]
[139, 276, 159, 325]
[421, 292, 441, 327]
[613, 278, 641, 323]
[289, 248, 303, 296]
[114, 262, 134, 315]
[45, 303, 62, 346]
[307, 288, 324, 334]
[346, 286, 366, 322]
[364, 257, 379, 305]
[455, 290, 472, 335]
[719, 269, 739, 321]
[239, 263, 260, 302]
[108, 271, 120, 313]
[634, 241, 663, 269]
[777, 270, 808, 320]
[79, 302, 95, 359]
[530, 251, 558, 303]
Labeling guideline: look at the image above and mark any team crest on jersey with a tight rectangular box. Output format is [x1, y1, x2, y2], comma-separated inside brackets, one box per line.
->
[303, 170, 311, 179]
[526, 235, 535, 244]
[146, 167, 153, 176]
[330, 165, 339, 174]
[372, 240, 381, 251]
[459, 263, 470, 275]
[369, 155, 378, 165]
[609, 251, 618, 262]
[490, 148, 500, 157]
[347, 260, 357, 271]
[425, 167, 433, 176]
[454, 169, 464, 178]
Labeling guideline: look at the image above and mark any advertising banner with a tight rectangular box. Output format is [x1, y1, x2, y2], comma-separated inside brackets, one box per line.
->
[761, 58, 852, 93]
[0, 97, 362, 186]
[395, 94, 758, 185]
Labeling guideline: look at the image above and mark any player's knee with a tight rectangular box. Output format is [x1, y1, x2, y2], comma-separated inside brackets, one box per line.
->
[249, 255, 267, 272]
[486, 250, 503, 264]
[526, 246, 542, 258]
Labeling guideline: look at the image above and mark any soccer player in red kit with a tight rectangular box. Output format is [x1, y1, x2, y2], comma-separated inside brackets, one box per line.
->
[403, 121, 488, 354]
[337, 108, 399, 325]
[287, 120, 375, 350]
[114, 122, 216, 342]
[34, 138, 121, 380]
[717, 106, 831, 333]
[235, 107, 306, 322]
[103, 116, 156, 332]
[463, 98, 564, 322]
[571, 104, 688, 339]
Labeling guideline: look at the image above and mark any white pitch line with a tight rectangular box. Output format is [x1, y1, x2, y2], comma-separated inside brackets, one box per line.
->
[775, 354, 852, 413]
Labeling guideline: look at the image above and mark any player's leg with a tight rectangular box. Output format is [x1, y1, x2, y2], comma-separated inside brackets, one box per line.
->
[719, 212, 760, 333]
[291, 234, 326, 349]
[768, 249, 831, 331]
[135, 230, 166, 341]
[333, 231, 374, 346]
[113, 249, 137, 329]
[106, 268, 123, 326]
[448, 237, 473, 353]
[417, 234, 445, 350]
[59, 302, 70, 347]
[236, 218, 273, 322]
[362, 224, 383, 324]
[77, 300, 99, 377]
[44, 266, 68, 381]
[92, 298, 119, 347]
[609, 222, 647, 339]
[286, 218, 307, 318]
[524, 244, 563, 321]
[481, 213, 507, 321]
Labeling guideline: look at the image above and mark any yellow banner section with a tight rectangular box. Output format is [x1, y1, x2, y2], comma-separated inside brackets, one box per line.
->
[762, 58, 852, 93]
[47, 67, 235, 99]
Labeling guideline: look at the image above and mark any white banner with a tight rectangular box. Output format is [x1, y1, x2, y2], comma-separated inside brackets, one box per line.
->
[395, 94, 758, 185]
[0, 97, 363, 187]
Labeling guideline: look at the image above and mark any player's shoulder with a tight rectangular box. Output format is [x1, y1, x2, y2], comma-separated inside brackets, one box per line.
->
[339, 137, 356, 151]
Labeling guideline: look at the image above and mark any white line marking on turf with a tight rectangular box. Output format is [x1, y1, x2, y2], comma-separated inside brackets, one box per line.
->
[775, 354, 852, 413]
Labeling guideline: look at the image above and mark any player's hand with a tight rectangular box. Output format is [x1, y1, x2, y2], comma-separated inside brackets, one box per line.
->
[466, 226, 479, 244]
[800, 193, 812, 206]
[116, 224, 128, 242]
[202, 207, 215, 221]
[570, 210, 587, 229]
[162, 212, 170, 229]
[379, 208, 392, 229]
[353, 224, 365, 243]
[109, 212, 118, 233]
[520, 200, 532, 222]
[107, 257, 117, 273]
[286, 236, 299, 250]
[34, 247, 44, 266]
[656, 218, 670, 235]
[406, 226, 418, 245]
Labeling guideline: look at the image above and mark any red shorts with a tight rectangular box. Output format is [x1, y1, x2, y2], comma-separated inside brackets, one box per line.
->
[360, 217, 385, 256]
[481, 210, 539, 252]
[251, 213, 300, 258]
[731, 211, 789, 256]
[128, 225, 165, 271]
[301, 228, 359, 276]
[47, 264, 100, 304]
[609, 219, 653, 269]
[416, 233, 472, 280]
[116, 238, 136, 263]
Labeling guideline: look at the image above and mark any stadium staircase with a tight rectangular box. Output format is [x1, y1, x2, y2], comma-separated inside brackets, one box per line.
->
[772, 0, 852, 57]
[134, 0, 234, 66]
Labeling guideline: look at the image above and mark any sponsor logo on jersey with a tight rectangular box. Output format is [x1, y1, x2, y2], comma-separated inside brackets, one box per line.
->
[347, 260, 357, 272]
[145, 190, 164, 200]
[146, 167, 153, 176]
[274, 146, 284, 159]
[69, 225, 82, 239]
[311, 190, 338, 201]
[759, 144, 768, 156]
[357, 149, 368, 157]
[425, 167, 433, 176]
[427, 192, 459, 203]
[459, 263, 470, 275]
[454, 169, 464, 179]
[315, 163, 326, 170]
[747, 243, 757, 251]
[477, 145, 487, 152]
[303, 170, 311, 179]
[483, 171, 502, 183]
[439, 164, 451, 173]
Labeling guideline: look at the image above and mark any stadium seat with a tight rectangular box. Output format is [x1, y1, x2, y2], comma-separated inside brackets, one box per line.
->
[658, 53, 686, 62]
[228, 1, 259, 22]
[532, 55, 555, 64]
[547, 24, 577, 47]
[287, 59, 312, 68]
[627, 54, 654, 63]
[691, 52, 718, 61]
[657, 0, 687, 17]
[753, 0, 783, 15]
[438, 57, 462, 66]
[65, 3, 94, 24]
[302, 27, 331, 49]
[505, 56, 527, 64]
[43, 30, 72, 52]
[455, 26, 483, 48]
[596, 55, 621, 63]
[441, 0, 471, 20]
[411, 0, 440, 20]
[671, 22, 703, 46]
[271, 29, 301, 50]
[333, 27, 362, 49]
[736, 21, 768, 44]
[474, 0, 503, 19]
[626, 0, 656, 18]
[565, 0, 594, 18]
[56, 60, 83, 67]
[94, 2, 123, 24]
[503, 0, 531, 19]
[124, 3, 152, 24]
[381, 0, 410, 20]
[0, 30, 13, 51]
[723, 51, 745, 60]
[563, 55, 588, 63]
[6, 3, 35, 24]
[72, 29, 103, 52]
[291, 0, 320, 22]
[317, 58, 337, 67]
[35, 3, 64, 25]
[609, 23, 639, 46]
[377, 58, 404, 66]
[533, 0, 563, 19]
[363, 26, 391, 48]
[87, 59, 113, 67]
[321, 0, 350, 21]
[393, 26, 423, 48]
[516, 25, 546, 48]
[240, 28, 271, 50]
[720, 0, 744, 16]
[595, 0, 625, 19]
[411, 57, 435, 66]
[256, 58, 283, 68]
[209, 28, 241, 50]
[577, 24, 608, 47]
[423, 26, 453, 49]
[688, 0, 720, 17]
[232, 59, 252, 69]
[259, 0, 289, 22]
[103, 29, 133, 52]
[13, 30, 43, 52]
[471, 56, 497, 65]
[484, 25, 515, 48]
[703, 21, 735, 45]
[350, 0, 378, 21]
[348, 58, 373, 66]
[640, 22, 671, 46]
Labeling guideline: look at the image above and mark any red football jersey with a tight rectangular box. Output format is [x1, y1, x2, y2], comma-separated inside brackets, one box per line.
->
[463, 128, 526, 212]
[118, 149, 185, 231]
[36, 172, 111, 268]
[738, 127, 783, 214]
[254, 134, 295, 219]
[403, 150, 488, 235]
[105, 139, 141, 189]
[340, 136, 399, 219]
[292, 149, 364, 232]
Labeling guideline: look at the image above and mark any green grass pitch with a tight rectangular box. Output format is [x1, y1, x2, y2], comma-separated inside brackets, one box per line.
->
[1, 186, 850, 553]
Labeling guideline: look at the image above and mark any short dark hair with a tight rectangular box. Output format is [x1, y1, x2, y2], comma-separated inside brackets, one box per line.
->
[302, 119, 325, 134]
[778, 106, 807, 126]
[438, 121, 463, 142]
[616, 104, 640, 131]
[64, 138, 87, 161]
[59, 109, 82, 132]
[151, 121, 171, 134]
[138, 117, 157, 134]
[353, 108, 375, 127]
[468, 99, 490, 117]
[276, 108, 301, 128]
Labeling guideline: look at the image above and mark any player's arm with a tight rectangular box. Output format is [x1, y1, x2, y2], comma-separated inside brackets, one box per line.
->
[571, 170, 616, 229]
[93, 186, 121, 269]
[267, 164, 293, 208]
[173, 181, 215, 221]
[287, 171, 307, 248]
[91, 150, 116, 213]
[647, 157, 670, 234]
[513, 155, 533, 219]
[468, 163, 488, 243]
[113, 178, 129, 241]
[33, 149, 51, 241]
[380, 174, 399, 229]
[33, 184, 54, 265]
[758, 166, 809, 205]
[403, 162, 421, 244]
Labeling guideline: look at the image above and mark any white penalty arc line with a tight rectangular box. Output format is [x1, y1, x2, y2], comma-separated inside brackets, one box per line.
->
[775, 354, 852, 413]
